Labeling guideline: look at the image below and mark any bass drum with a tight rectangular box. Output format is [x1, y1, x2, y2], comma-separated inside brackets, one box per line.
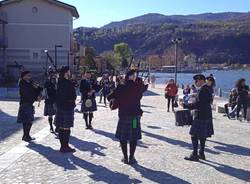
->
[175, 109, 193, 126]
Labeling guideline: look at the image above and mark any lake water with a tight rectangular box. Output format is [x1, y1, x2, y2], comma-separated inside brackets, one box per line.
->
[152, 70, 250, 95]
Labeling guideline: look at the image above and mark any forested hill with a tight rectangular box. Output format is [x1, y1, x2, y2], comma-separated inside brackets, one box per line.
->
[74, 12, 250, 64]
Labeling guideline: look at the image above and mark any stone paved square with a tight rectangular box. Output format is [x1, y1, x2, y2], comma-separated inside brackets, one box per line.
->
[0, 86, 250, 184]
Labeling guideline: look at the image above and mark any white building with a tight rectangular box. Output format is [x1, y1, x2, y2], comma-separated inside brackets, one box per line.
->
[0, 0, 79, 77]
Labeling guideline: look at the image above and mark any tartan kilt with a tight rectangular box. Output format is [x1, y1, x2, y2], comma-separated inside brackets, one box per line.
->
[81, 98, 97, 113]
[115, 116, 142, 141]
[17, 104, 35, 124]
[55, 108, 74, 128]
[44, 103, 56, 116]
[190, 118, 214, 138]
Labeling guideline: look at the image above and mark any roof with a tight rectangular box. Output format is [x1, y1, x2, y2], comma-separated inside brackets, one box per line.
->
[0, 0, 79, 18]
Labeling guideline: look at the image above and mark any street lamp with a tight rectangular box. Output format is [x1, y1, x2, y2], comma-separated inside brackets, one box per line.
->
[44, 49, 49, 76]
[172, 38, 182, 84]
[55, 44, 63, 70]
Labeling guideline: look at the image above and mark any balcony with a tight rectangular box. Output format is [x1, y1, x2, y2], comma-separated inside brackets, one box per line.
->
[0, 11, 8, 23]
[0, 36, 8, 48]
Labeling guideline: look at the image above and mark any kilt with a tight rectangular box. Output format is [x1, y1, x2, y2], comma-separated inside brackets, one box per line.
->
[55, 108, 74, 128]
[17, 103, 35, 124]
[81, 98, 97, 113]
[44, 103, 56, 116]
[190, 118, 214, 139]
[115, 116, 142, 141]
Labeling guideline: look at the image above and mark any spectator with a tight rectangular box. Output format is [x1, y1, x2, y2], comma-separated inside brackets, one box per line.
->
[165, 79, 178, 112]
[236, 78, 249, 121]
[224, 88, 238, 119]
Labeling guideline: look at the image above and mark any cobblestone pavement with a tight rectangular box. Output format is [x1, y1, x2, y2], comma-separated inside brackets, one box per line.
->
[0, 86, 250, 184]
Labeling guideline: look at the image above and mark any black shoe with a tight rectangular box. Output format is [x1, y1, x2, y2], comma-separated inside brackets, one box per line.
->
[121, 158, 129, 164]
[55, 127, 59, 133]
[50, 128, 55, 133]
[60, 146, 76, 153]
[129, 156, 137, 165]
[184, 154, 199, 162]
[86, 126, 90, 129]
[167, 109, 170, 112]
[22, 136, 31, 142]
[89, 125, 93, 130]
[198, 152, 206, 160]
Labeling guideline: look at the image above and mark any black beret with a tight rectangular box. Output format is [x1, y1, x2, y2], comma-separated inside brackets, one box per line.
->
[193, 74, 206, 81]
[60, 66, 70, 76]
[21, 71, 31, 78]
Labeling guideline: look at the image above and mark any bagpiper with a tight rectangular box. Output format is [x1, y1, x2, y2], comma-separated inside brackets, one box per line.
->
[17, 71, 43, 142]
[183, 74, 214, 161]
[43, 72, 57, 133]
[107, 70, 148, 165]
[56, 66, 76, 153]
[80, 71, 99, 129]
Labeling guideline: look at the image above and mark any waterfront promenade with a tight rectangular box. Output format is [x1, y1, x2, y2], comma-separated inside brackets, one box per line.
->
[0, 85, 249, 184]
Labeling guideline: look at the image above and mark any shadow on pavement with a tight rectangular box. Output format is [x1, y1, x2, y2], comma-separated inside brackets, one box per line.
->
[132, 163, 190, 184]
[208, 140, 250, 157]
[142, 130, 220, 155]
[0, 109, 42, 142]
[27, 142, 142, 183]
[201, 160, 250, 182]
[93, 129, 152, 149]
[70, 136, 107, 157]
[143, 90, 160, 96]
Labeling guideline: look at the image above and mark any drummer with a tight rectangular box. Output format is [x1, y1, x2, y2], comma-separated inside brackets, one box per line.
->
[80, 71, 99, 129]
[182, 74, 214, 161]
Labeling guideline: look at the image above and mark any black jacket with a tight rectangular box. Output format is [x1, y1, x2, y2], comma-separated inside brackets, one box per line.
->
[107, 80, 148, 117]
[19, 80, 42, 105]
[184, 84, 212, 120]
[56, 78, 76, 110]
[237, 85, 249, 101]
[44, 80, 57, 104]
[80, 79, 99, 99]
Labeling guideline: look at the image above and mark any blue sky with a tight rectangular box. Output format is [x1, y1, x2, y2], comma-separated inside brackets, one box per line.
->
[63, 0, 250, 28]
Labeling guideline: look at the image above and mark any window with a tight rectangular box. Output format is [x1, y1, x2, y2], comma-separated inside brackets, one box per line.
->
[32, 7, 38, 14]
[33, 52, 39, 60]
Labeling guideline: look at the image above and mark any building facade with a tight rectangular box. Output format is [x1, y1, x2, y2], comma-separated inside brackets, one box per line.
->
[0, 0, 79, 77]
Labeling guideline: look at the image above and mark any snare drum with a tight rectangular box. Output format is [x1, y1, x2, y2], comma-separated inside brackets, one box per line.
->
[175, 109, 193, 126]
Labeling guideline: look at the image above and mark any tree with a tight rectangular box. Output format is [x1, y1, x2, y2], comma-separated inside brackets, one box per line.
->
[113, 42, 132, 70]
[100, 51, 119, 71]
[85, 46, 97, 70]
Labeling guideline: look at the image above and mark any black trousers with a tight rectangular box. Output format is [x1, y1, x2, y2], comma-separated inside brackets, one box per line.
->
[167, 96, 175, 111]
[236, 100, 248, 119]
[99, 93, 107, 105]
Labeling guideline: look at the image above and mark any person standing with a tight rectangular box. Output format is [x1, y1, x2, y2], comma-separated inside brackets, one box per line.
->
[43, 73, 57, 133]
[107, 70, 148, 165]
[183, 74, 214, 161]
[165, 79, 178, 112]
[80, 71, 99, 129]
[56, 66, 76, 153]
[17, 71, 43, 142]
[236, 78, 249, 121]
[99, 74, 110, 106]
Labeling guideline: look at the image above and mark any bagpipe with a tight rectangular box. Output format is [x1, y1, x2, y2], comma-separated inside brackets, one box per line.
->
[109, 56, 150, 110]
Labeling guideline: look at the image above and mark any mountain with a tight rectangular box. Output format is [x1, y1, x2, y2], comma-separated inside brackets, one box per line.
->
[74, 12, 250, 64]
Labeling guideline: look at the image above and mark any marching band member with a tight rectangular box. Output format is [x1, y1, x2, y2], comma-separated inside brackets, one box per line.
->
[43, 72, 57, 133]
[107, 70, 148, 165]
[183, 74, 214, 161]
[17, 71, 43, 142]
[56, 66, 76, 153]
[80, 71, 99, 130]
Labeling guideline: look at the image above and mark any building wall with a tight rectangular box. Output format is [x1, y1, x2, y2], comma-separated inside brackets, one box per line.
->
[0, 0, 74, 75]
